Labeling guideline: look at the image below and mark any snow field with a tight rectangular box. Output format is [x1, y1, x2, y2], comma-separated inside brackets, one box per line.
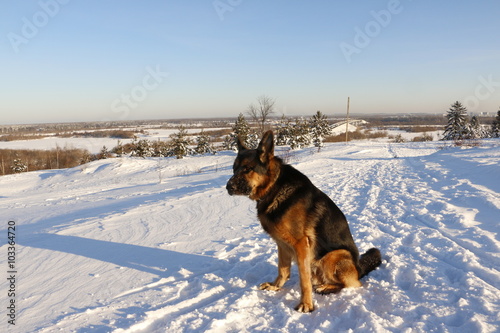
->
[0, 128, 214, 154]
[1, 140, 499, 332]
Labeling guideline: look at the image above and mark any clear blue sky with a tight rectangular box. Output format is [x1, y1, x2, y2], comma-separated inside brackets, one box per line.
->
[1, 0, 499, 124]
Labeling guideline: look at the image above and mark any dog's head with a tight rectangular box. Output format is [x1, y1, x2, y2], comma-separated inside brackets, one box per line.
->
[226, 130, 278, 200]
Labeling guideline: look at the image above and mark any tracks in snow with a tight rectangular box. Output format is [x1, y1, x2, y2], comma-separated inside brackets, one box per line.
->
[305, 144, 499, 331]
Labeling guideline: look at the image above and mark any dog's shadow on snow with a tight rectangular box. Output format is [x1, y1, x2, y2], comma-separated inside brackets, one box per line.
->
[25, 233, 223, 278]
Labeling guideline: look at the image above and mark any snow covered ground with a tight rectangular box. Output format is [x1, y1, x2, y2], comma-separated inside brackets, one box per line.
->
[1, 140, 499, 332]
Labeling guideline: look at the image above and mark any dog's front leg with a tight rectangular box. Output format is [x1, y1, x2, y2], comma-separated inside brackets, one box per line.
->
[259, 244, 291, 291]
[294, 236, 314, 313]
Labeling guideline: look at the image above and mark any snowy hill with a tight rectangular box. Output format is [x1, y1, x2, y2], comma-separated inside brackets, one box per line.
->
[1, 141, 499, 332]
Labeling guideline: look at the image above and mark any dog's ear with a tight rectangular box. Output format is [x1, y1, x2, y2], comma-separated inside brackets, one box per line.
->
[237, 136, 247, 152]
[257, 130, 274, 163]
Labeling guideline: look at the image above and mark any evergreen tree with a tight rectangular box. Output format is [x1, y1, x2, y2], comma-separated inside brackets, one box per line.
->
[97, 145, 110, 159]
[80, 150, 93, 165]
[169, 126, 193, 159]
[152, 139, 171, 157]
[222, 134, 237, 151]
[195, 130, 215, 155]
[133, 139, 154, 158]
[490, 109, 500, 138]
[290, 118, 312, 149]
[113, 140, 124, 157]
[225, 113, 259, 150]
[233, 113, 250, 143]
[245, 132, 260, 149]
[275, 115, 293, 146]
[468, 116, 486, 139]
[223, 113, 251, 151]
[11, 157, 27, 173]
[309, 111, 332, 150]
[443, 101, 469, 141]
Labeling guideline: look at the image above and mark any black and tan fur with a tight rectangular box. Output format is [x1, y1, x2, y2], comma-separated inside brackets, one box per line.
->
[226, 131, 382, 312]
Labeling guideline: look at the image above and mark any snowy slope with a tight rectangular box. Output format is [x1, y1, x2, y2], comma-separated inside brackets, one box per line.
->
[1, 141, 499, 333]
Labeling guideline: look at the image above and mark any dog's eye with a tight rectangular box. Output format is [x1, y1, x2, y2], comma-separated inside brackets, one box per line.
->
[242, 166, 252, 173]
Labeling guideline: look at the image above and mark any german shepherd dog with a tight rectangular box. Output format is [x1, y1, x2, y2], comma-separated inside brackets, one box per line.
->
[226, 131, 382, 312]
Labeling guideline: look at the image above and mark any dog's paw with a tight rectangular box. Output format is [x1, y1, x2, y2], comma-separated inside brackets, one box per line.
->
[295, 302, 314, 313]
[314, 283, 343, 295]
[259, 282, 280, 291]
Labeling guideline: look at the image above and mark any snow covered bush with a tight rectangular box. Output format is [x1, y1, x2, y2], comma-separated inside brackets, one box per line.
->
[195, 131, 215, 155]
[245, 132, 259, 149]
[490, 110, 500, 138]
[169, 127, 193, 159]
[467, 116, 487, 139]
[132, 139, 155, 158]
[275, 115, 293, 146]
[412, 132, 433, 142]
[392, 134, 406, 143]
[113, 140, 125, 157]
[97, 146, 110, 159]
[151, 139, 172, 157]
[11, 158, 28, 173]
[289, 118, 312, 149]
[222, 133, 238, 151]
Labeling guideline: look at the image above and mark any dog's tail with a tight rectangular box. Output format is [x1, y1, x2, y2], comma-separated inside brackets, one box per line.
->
[358, 248, 382, 279]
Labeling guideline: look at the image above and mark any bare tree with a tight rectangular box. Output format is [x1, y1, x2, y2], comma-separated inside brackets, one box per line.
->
[247, 95, 276, 135]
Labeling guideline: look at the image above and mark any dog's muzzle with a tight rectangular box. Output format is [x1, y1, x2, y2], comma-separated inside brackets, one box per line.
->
[226, 176, 250, 196]
[226, 178, 236, 195]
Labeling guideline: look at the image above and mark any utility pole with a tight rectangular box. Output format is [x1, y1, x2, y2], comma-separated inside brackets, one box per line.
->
[345, 97, 350, 144]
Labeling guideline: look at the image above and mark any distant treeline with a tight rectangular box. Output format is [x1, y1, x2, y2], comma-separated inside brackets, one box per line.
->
[363, 115, 447, 126]
[0, 147, 96, 176]
[56, 129, 139, 139]
[0, 119, 232, 135]
[0, 134, 48, 142]
[0, 129, 140, 142]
